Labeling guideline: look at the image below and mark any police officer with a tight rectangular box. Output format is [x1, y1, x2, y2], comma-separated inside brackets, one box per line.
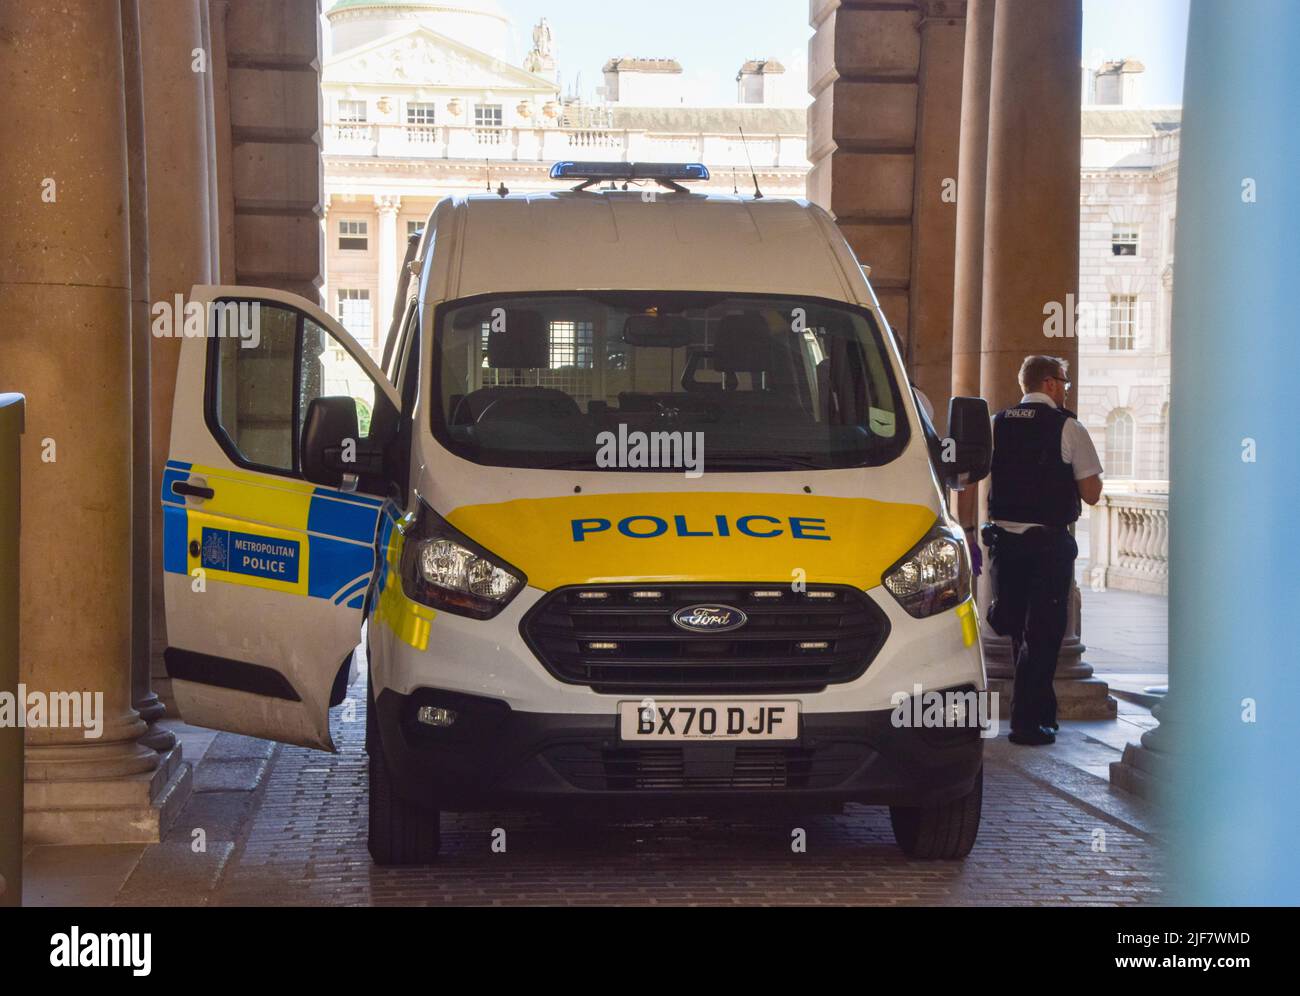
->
[963, 356, 1103, 746]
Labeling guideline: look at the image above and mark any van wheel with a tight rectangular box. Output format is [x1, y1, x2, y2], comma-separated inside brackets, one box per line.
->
[367, 676, 441, 866]
[889, 767, 982, 860]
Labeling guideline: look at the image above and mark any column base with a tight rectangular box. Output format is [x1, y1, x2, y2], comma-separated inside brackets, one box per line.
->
[1108, 741, 1166, 800]
[988, 675, 1117, 720]
[1109, 703, 1175, 800]
[24, 744, 191, 845]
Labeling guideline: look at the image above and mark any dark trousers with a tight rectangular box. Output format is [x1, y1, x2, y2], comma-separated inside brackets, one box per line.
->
[985, 525, 1077, 732]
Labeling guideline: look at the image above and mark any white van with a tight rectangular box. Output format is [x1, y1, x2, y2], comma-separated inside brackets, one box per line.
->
[162, 163, 993, 865]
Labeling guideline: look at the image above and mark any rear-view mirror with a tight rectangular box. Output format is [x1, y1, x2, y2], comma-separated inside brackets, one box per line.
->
[622, 313, 692, 348]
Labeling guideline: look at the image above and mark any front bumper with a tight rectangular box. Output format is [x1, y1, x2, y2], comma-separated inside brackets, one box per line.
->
[373, 686, 983, 813]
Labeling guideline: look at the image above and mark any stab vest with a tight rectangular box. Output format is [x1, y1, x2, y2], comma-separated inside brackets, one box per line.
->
[988, 402, 1081, 526]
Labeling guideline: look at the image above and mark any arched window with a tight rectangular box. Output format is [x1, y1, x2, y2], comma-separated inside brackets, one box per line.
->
[1106, 409, 1135, 478]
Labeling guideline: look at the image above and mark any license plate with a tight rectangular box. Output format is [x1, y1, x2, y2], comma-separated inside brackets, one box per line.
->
[618, 700, 800, 741]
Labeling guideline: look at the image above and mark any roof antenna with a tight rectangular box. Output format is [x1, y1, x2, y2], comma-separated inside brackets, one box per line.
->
[738, 125, 764, 199]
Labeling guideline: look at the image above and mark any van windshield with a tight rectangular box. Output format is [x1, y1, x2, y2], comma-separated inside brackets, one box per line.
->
[432, 292, 911, 472]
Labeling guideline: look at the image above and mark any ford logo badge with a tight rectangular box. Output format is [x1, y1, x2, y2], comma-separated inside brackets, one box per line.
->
[671, 604, 748, 634]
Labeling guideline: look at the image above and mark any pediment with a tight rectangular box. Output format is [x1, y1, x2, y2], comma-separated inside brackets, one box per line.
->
[325, 26, 554, 91]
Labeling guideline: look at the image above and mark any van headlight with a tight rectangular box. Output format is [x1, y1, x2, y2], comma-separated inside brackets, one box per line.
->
[881, 522, 970, 618]
[400, 497, 524, 619]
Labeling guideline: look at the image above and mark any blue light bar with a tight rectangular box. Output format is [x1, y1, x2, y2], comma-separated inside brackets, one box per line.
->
[549, 161, 710, 182]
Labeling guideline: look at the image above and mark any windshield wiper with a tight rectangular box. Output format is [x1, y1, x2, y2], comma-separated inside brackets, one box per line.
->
[702, 454, 831, 470]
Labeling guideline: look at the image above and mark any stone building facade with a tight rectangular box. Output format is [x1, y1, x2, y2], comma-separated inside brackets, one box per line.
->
[320, 0, 810, 359]
[1077, 105, 1179, 485]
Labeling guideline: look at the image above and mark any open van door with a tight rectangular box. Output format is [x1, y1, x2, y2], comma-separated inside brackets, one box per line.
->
[161, 285, 399, 750]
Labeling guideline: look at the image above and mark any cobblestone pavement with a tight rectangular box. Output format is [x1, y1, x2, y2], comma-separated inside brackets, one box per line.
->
[106, 675, 1160, 907]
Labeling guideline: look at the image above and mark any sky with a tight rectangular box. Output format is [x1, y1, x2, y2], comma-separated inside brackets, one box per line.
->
[495, 0, 1191, 107]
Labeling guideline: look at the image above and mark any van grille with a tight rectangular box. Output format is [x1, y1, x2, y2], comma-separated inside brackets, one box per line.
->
[544, 743, 870, 791]
[520, 583, 890, 694]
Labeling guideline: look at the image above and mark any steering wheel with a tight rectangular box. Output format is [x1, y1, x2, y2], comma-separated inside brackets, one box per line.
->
[475, 396, 575, 423]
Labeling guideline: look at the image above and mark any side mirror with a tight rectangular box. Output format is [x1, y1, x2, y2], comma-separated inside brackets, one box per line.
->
[944, 396, 992, 486]
[301, 396, 384, 488]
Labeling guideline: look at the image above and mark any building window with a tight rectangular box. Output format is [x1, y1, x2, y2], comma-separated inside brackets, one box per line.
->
[1106, 410, 1135, 478]
[406, 220, 424, 238]
[1109, 294, 1138, 350]
[338, 219, 368, 252]
[405, 101, 436, 143]
[336, 288, 372, 343]
[336, 99, 368, 140]
[406, 102, 435, 126]
[1112, 225, 1139, 256]
[474, 103, 503, 143]
[548, 320, 594, 369]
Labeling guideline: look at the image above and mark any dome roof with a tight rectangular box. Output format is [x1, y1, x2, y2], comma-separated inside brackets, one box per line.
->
[327, 0, 506, 17]
[325, 0, 513, 61]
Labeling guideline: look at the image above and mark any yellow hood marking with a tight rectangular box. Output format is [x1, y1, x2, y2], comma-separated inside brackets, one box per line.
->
[446, 492, 936, 591]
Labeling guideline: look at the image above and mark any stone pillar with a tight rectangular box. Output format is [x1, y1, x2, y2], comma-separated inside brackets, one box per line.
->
[949, 0, 994, 402]
[1112, 7, 1300, 907]
[208, 0, 238, 283]
[950, 0, 996, 649]
[225, 0, 325, 303]
[122, 0, 172, 753]
[977, 0, 1113, 719]
[908, 1, 965, 419]
[0, 0, 185, 844]
[807, 0, 921, 360]
[376, 195, 402, 350]
[807, 1, 968, 405]
[140, 0, 215, 715]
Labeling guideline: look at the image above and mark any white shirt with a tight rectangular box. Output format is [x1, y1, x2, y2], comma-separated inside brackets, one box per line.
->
[993, 392, 1103, 534]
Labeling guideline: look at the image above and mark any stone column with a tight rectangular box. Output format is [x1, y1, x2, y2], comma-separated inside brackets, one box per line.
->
[977, 0, 1113, 719]
[224, 0, 325, 303]
[908, 1, 966, 418]
[140, 0, 215, 715]
[807, 0, 922, 355]
[950, 0, 994, 401]
[806, 0, 966, 405]
[376, 195, 402, 350]
[1112, 8, 1300, 907]
[122, 0, 172, 753]
[0, 0, 184, 844]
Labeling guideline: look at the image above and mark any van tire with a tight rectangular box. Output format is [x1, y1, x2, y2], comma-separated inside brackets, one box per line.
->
[367, 673, 441, 866]
[888, 766, 982, 860]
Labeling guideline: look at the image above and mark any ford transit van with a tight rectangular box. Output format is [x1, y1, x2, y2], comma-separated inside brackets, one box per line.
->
[161, 162, 993, 865]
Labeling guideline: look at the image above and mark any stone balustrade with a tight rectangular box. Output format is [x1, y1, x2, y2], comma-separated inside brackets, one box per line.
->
[323, 122, 808, 169]
[1088, 483, 1170, 594]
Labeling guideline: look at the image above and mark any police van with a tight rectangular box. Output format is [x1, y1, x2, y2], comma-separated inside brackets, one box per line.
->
[162, 162, 993, 865]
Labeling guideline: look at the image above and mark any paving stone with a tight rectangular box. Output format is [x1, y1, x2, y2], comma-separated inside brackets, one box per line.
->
[77, 673, 1163, 907]
[113, 842, 234, 907]
[163, 791, 257, 844]
[193, 757, 270, 793]
[205, 732, 278, 763]
[207, 679, 1162, 907]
